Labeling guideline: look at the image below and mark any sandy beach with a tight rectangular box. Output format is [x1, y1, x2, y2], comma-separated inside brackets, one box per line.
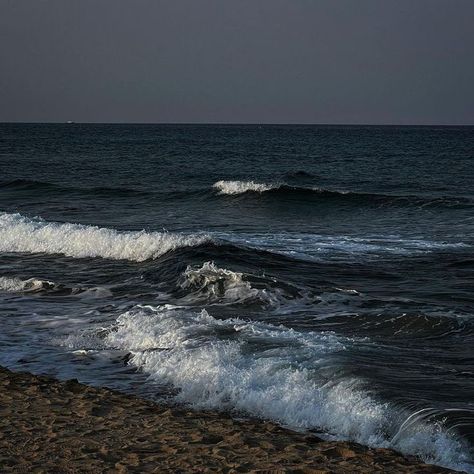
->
[0, 366, 457, 473]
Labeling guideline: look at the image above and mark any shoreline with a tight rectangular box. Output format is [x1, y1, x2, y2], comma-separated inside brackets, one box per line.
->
[0, 366, 458, 473]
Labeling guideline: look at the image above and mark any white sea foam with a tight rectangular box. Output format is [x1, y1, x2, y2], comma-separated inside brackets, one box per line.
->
[0, 212, 210, 262]
[211, 231, 470, 261]
[212, 180, 328, 195]
[65, 305, 472, 472]
[213, 180, 276, 195]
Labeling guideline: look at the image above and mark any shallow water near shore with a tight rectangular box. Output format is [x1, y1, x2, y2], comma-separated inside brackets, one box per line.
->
[0, 123, 473, 472]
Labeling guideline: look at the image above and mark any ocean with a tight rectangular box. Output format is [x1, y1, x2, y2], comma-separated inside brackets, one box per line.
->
[0, 123, 473, 471]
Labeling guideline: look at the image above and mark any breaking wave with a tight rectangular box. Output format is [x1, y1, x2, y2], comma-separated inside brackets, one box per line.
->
[64, 305, 472, 472]
[3, 179, 471, 210]
[176, 261, 302, 307]
[213, 180, 275, 194]
[0, 212, 211, 262]
[212, 180, 472, 208]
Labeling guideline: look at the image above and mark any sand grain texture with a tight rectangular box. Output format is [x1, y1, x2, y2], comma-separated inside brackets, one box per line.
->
[0, 367, 457, 473]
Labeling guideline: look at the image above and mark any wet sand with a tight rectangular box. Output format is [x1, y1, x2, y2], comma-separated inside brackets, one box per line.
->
[0, 366, 457, 473]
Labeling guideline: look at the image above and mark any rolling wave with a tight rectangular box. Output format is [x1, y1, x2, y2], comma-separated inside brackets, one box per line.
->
[2, 178, 471, 209]
[0, 212, 468, 268]
[0, 212, 210, 262]
[63, 304, 472, 472]
[212, 180, 472, 208]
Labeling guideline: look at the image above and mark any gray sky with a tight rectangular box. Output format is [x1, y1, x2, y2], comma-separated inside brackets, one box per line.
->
[1, 0, 473, 124]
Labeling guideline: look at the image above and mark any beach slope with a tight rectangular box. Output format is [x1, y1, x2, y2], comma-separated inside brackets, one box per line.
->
[0, 367, 456, 473]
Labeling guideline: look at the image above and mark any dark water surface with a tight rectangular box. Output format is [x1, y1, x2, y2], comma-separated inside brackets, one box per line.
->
[0, 124, 473, 471]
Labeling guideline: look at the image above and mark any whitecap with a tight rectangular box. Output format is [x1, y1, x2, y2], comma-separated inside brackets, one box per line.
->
[0, 212, 210, 262]
[213, 180, 276, 195]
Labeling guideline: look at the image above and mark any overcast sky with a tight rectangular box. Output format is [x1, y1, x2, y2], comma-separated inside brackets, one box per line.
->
[1, 0, 473, 124]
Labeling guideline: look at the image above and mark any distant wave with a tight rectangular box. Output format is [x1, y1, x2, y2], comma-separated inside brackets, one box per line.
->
[2, 179, 471, 209]
[212, 180, 472, 208]
[0, 212, 211, 262]
[64, 304, 472, 472]
[213, 180, 275, 194]
[213, 179, 341, 196]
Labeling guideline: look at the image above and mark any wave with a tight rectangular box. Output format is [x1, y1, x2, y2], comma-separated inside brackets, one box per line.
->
[176, 261, 302, 307]
[0, 211, 467, 270]
[63, 305, 472, 472]
[3, 179, 471, 209]
[0, 275, 111, 297]
[212, 180, 472, 208]
[0, 212, 211, 262]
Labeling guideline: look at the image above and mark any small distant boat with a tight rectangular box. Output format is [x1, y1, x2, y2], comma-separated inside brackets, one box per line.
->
[66, 121, 75, 124]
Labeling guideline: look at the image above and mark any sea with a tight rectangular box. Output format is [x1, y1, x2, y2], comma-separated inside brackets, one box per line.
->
[0, 123, 473, 471]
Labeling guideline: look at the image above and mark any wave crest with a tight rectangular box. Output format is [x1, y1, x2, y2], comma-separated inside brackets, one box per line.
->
[213, 180, 276, 195]
[0, 213, 211, 262]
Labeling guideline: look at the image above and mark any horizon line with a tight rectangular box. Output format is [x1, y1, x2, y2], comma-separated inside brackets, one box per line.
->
[1, 120, 474, 127]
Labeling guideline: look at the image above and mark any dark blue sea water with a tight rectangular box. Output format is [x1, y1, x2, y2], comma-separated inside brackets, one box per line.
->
[0, 123, 473, 471]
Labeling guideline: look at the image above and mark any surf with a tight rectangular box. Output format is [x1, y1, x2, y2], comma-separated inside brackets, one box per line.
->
[64, 304, 473, 472]
[0, 212, 211, 262]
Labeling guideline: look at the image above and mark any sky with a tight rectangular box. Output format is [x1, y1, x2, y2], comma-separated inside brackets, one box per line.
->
[1, 0, 474, 124]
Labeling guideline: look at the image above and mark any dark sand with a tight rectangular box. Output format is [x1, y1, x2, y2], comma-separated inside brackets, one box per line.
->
[0, 367, 458, 473]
